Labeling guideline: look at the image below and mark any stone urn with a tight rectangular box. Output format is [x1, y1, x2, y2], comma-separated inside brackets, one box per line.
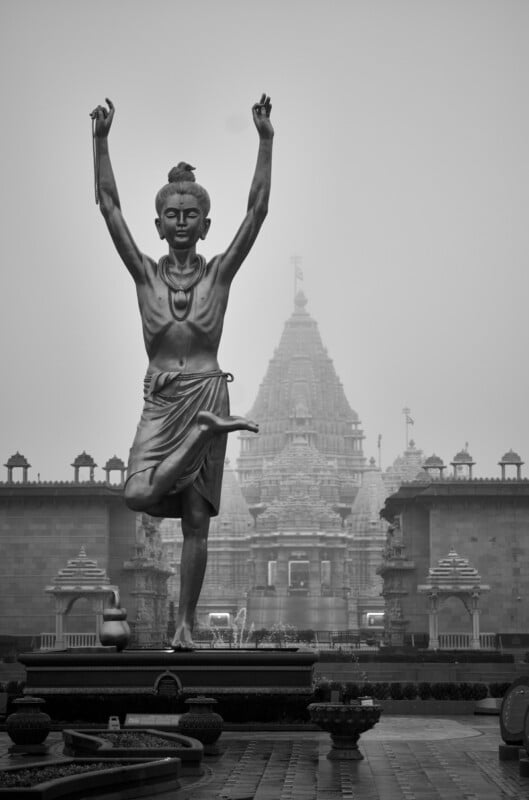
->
[178, 696, 223, 755]
[6, 696, 51, 748]
[99, 595, 131, 652]
[308, 699, 382, 760]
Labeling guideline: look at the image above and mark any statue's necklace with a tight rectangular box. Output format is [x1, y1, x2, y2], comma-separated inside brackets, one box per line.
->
[159, 256, 206, 321]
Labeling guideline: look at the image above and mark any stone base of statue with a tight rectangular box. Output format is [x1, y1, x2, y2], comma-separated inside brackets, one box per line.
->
[18, 649, 317, 698]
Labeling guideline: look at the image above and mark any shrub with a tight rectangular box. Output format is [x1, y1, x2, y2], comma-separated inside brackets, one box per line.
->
[430, 682, 462, 700]
[342, 682, 360, 703]
[402, 682, 418, 700]
[458, 682, 475, 700]
[430, 683, 447, 700]
[297, 629, 316, 643]
[489, 682, 511, 698]
[359, 682, 375, 698]
[389, 682, 404, 700]
[471, 682, 488, 701]
[418, 682, 432, 699]
[329, 680, 343, 700]
[372, 682, 390, 701]
[313, 678, 331, 702]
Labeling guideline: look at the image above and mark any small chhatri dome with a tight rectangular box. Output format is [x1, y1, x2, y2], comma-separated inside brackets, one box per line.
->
[4, 452, 30, 468]
[452, 448, 474, 464]
[499, 449, 523, 465]
[104, 455, 125, 471]
[424, 454, 444, 468]
[72, 451, 97, 468]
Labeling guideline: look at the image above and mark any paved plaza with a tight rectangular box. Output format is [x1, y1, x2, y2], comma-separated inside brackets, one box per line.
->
[1, 715, 527, 799]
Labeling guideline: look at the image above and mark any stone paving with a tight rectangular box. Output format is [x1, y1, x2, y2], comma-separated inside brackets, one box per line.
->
[1, 716, 528, 799]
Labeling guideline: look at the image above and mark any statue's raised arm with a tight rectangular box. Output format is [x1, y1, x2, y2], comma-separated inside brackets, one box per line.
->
[217, 94, 274, 286]
[90, 99, 145, 283]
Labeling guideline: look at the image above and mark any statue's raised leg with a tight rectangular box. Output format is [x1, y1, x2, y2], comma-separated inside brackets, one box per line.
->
[125, 413, 258, 513]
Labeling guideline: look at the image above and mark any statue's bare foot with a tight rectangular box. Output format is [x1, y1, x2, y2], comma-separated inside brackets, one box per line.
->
[198, 411, 259, 434]
[171, 623, 195, 651]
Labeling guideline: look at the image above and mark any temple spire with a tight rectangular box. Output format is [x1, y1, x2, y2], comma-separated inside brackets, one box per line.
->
[291, 254, 303, 302]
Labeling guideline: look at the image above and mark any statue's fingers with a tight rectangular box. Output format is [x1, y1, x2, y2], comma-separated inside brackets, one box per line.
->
[106, 98, 115, 110]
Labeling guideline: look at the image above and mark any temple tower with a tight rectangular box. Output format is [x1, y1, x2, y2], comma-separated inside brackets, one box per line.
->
[237, 291, 365, 498]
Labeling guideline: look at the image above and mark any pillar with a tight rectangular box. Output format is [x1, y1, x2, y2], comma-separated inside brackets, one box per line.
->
[94, 597, 104, 642]
[471, 591, 481, 649]
[55, 602, 65, 650]
[428, 593, 439, 650]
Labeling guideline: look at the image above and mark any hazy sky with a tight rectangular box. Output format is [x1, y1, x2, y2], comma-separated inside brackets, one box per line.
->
[1, 0, 529, 481]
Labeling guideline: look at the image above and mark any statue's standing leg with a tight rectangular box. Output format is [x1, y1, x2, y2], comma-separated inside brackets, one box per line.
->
[172, 485, 210, 648]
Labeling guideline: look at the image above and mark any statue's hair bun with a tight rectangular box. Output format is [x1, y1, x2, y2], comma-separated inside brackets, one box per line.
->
[168, 162, 196, 183]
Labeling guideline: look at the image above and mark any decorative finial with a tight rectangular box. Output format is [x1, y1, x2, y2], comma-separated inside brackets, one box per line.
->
[294, 290, 308, 310]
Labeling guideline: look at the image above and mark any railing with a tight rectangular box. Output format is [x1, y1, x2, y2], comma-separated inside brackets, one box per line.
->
[438, 632, 496, 650]
[40, 632, 98, 649]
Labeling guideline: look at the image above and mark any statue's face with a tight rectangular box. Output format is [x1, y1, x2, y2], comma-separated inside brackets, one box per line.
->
[155, 193, 210, 248]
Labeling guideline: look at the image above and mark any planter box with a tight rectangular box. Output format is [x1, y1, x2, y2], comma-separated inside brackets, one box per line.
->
[62, 728, 203, 775]
[380, 699, 476, 715]
[0, 757, 180, 799]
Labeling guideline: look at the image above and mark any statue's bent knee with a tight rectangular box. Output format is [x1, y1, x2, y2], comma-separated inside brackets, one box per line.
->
[124, 476, 156, 512]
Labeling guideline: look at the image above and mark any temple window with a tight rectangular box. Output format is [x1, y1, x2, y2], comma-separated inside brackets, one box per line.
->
[288, 560, 309, 589]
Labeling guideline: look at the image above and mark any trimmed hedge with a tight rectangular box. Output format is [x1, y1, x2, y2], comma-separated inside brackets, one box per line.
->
[318, 650, 513, 663]
[315, 680, 494, 704]
[18, 679, 510, 725]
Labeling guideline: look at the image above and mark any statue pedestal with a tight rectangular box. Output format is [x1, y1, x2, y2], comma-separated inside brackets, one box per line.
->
[18, 649, 318, 697]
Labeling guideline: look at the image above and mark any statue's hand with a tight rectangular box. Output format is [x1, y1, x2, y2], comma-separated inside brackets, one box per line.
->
[90, 98, 115, 138]
[252, 94, 273, 140]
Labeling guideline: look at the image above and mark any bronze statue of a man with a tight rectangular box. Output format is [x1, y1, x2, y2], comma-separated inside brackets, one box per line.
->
[90, 95, 273, 647]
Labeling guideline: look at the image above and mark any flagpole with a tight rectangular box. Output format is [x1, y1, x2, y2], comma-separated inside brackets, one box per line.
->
[402, 407, 411, 449]
[291, 255, 302, 300]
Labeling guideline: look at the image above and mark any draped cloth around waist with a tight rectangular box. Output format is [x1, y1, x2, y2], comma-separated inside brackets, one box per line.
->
[126, 370, 232, 519]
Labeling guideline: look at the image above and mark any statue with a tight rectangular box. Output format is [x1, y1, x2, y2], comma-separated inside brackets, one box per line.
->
[90, 95, 273, 647]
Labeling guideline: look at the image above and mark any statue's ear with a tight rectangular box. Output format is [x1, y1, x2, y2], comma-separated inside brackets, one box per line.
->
[200, 217, 211, 240]
[155, 218, 164, 240]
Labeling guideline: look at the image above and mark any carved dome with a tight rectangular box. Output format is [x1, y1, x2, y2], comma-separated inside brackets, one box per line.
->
[72, 451, 97, 468]
[423, 454, 445, 468]
[104, 455, 125, 471]
[499, 449, 523, 465]
[4, 452, 30, 468]
[451, 449, 474, 464]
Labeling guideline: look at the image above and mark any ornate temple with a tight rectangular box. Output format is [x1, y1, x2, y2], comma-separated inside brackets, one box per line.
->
[162, 292, 389, 633]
